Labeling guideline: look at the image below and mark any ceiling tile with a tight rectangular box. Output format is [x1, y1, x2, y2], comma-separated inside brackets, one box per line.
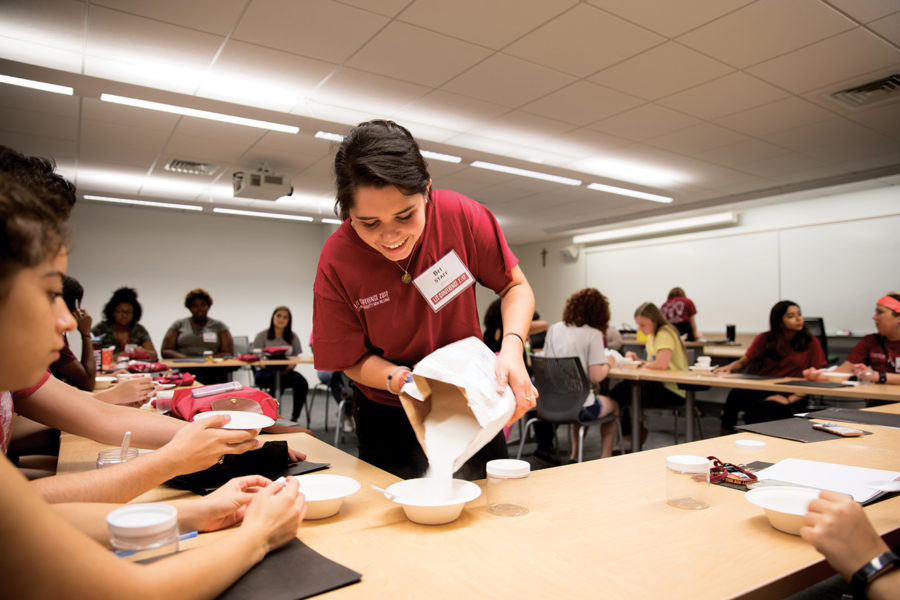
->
[505, 3, 664, 77]
[592, 104, 699, 141]
[393, 90, 508, 133]
[476, 111, 574, 147]
[844, 101, 900, 139]
[824, 0, 900, 23]
[92, 0, 247, 36]
[0, 84, 80, 117]
[541, 128, 632, 162]
[1, 130, 77, 163]
[0, 106, 78, 139]
[164, 132, 253, 164]
[695, 138, 791, 169]
[657, 72, 789, 120]
[714, 97, 835, 137]
[737, 152, 827, 179]
[646, 122, 749, 154]
[868, 11, 900, 45]
[677, 0, 856, 68]
[589, 42, 734, 101]
[0, 0, 86, 71]
[346, 22, 492, 87]
[441, 53, 575, 107]
[233, 0, 389, 64]
[747, 28, 900, 94]
[398, 0, 577, 49]
[760, 116, 889, 154]
[520, 81, 644, 126]
[311, 67, 430, 117]
[587, 0, 755, 38]
[172, 117, 269, 146]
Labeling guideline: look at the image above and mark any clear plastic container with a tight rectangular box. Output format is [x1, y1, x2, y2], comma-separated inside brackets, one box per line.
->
[107, 503, 179, 561]
[96, 448, 139, 468]
[486, 459, 530, 516]
[666, 455, 709, 510]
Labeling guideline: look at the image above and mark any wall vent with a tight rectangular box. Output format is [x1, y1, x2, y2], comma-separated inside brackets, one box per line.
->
[828, 74, 900, 110]
[164, 159, 218, 175]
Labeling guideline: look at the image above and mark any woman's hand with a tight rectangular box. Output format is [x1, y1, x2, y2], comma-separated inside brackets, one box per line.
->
[94, 377, 156, 407]
[713, 364, 733, 375]
[764, 394, 791, 405]
[802, 367, 823, 381]
[74, 307, 93, 336]
[801, 490, 888, 580]
[495, 341, 537, 426]
[625, 351, 638, 361]
[851, 363, 878, 383]
[180, 475, 272, 532]
[240, 476, 306, 555]
[160, 415, 263, 474]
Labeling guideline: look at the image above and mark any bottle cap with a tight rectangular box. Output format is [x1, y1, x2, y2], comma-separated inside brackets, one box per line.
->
[487, 459, 530, 478]
[666, 454, 709, 473]
[107, 503, 177, 539]
[734, 439, 766, 449]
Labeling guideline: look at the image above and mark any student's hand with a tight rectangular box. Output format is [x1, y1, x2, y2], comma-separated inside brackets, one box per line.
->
[800, 490, 889, 580]
[495, 347, 538, 426]
[74, 307, 93, 336]
[161, 415, 263, 475]
[181, 475, 273, 532]
[240, 476, 306, 554]
[95, 377, 156, 407]
[763, 394, 791, 405]
[851, 364, 878, 383]
[625, 351, 638, 361]
[713, 364, 733, 375]
[802, 367, 823, 381]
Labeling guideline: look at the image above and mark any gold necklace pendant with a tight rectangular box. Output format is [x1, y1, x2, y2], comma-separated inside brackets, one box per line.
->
[401, 272, 412, 284]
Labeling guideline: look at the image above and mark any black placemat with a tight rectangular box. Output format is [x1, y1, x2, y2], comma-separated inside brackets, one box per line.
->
[775, 380, 846, 389]
[736, 418, 871, 442]
[804, 407, 900, 429]
[218, 538, 362, 600]
[726, 374, 781, 380]
[169, 460, 330, 495]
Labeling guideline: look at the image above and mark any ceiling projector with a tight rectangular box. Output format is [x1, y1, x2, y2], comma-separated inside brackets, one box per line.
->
[233, 169, 293, 201]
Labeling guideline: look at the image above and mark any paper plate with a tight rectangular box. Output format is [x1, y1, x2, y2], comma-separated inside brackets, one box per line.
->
[192, 410, 274, 430]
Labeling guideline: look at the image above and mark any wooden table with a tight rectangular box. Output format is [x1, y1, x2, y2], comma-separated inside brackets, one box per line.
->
[622, 333, 755, 360]
[57, 419, 900, 599]
[609, 366, 900, 452]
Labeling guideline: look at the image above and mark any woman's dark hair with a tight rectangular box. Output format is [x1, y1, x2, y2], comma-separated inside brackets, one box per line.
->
[764, 300, 812, 358]
[103, 287, 143, 326]
[267, 305, 294, 344]
[62, 275, 84, 313]
[333, 120, 431, 220]
[0, 173, 67, 302]
[667, 287, 686, 300]
[482, 298, 503, 352]
[0, 145, 77, 219]
[184, 288, 212, 310]
[563, 288, 610, 331]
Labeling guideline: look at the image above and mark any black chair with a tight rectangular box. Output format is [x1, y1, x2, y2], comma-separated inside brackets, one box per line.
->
[515, 355, 620, 463]
[804, 317, 836, 364]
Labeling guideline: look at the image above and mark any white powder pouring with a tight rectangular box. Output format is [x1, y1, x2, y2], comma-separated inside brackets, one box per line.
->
[422, 397, 481, 503]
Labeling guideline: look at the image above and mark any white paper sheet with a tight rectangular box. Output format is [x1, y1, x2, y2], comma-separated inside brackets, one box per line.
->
[755, 458, 900, 503]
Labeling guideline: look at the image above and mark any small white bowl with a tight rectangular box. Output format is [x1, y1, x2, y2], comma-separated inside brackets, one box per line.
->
[94, 376, 116, 390]
[192, 410, 274, 433]
[745, 486, 821, 535]
[617, 360, 640, 369]
[385, 478, 482, 525]
[295, 474, 360, 519]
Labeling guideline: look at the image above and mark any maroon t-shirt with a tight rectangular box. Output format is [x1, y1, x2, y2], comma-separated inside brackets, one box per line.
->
[744, 332, 827, 377]
[313, 190, 518, 406]
[846, 334, 900, 373]
[660, 296, 696, 325]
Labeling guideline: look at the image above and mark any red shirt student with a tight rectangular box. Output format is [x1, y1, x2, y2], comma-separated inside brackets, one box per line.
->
[312, 120, 537, 480]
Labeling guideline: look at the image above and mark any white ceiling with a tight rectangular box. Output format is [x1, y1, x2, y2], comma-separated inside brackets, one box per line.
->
[1, 0, 899, 244]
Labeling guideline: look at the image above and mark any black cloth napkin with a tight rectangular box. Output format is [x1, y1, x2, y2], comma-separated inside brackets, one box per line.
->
[736, 417, 871, 443]
[804, 407, 900, 429]
[217, 538, 362, 600]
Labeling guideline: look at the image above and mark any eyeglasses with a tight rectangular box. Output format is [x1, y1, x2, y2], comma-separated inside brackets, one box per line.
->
[708, 456, 758, 486]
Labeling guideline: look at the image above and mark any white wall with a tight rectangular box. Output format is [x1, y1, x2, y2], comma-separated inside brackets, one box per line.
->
[66, 201, 336, 380]
[511, 183, 900, 336]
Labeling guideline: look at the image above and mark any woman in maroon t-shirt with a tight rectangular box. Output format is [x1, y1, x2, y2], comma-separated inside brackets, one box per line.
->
[716, 300, 826, 433]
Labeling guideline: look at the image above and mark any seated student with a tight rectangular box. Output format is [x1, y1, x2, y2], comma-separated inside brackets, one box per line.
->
[610, 302, 690, 441]
[0, 174, 305, 597]
[92, 287, 158, 361]
[162, 288, 234, 384]
[531, 288, 619, 464]
[801, 490, 899, 600]
[49, 275, 96, 391]
[803, 293, 900, 386]
[252, 306, 309, 422]
[660, 286, 702, 341]
[716, 300, 826, 433]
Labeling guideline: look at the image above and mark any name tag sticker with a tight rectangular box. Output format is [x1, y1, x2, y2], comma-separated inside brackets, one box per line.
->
[202, 332, 217, 343]
[413, 250, 475, 313]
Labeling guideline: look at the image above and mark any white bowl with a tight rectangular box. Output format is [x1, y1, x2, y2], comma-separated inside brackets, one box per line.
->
[745, 486, 821, 535]
[385, 478, 482, 525]
[192, 410, 274, 433]
[617, 360, 640, 369]
[819, 371, 852, 382]
[94, 376, 116, 390]
[295, 474, 360, 519]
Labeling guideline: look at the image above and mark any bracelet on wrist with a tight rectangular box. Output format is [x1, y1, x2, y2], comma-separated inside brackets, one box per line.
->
[503, 332, 525, 347]
[386, 365, 411, 395]
[851, 551, 899, 600]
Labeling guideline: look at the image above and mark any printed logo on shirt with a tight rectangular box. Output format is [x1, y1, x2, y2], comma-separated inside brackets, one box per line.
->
[353, 290, 391, 311]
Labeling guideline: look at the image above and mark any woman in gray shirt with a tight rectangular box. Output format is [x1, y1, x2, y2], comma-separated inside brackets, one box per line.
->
[252, 306, 309, 422]
[162, 288, 234, 384]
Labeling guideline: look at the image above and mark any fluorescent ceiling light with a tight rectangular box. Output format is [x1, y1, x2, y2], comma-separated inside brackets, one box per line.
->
[321, 218, 343, 225]
[100, 93, 299, 134]
[573, 212, 737, 245]
[470, 161, 581, 186]
[587, 183, 672, 204]
[421, 150, 462, 163]
[83, 195, 202, 211]
[315, 131, 345, 142]
[0, 74, 73, 95]
[212, 208, 313, 222]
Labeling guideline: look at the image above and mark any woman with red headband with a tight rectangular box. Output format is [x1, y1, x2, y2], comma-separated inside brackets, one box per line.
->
[803, 293, 900, 385]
